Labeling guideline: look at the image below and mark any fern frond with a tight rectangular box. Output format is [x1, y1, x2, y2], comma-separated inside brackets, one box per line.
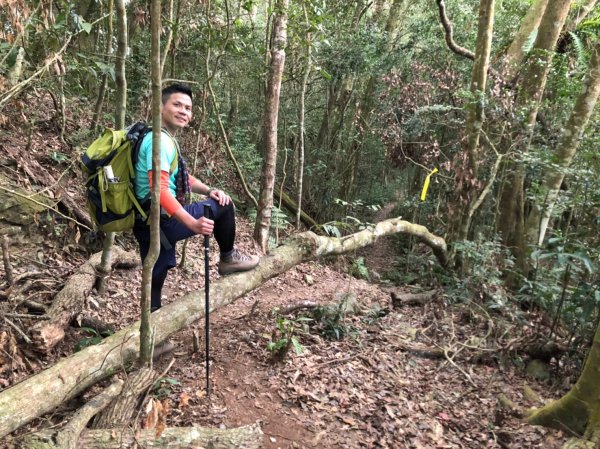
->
[522, 29, 538, 54]
[569, 31, 589, 68]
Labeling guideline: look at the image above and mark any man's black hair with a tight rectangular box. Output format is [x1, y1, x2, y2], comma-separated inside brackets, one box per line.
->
[161, 83, 193, 104]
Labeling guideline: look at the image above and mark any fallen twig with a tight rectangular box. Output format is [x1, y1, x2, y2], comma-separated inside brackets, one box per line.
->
[2, 235, 13, 286]
[3, 317, 32, 344]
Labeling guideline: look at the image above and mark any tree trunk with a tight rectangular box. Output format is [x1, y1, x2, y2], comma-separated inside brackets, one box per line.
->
[496, 0, 571, 272]
[296, 4, 310, 230]
[30, 247, 139, 353]
[465, 0, 495, 177]
[90, 0, 114, 130]
[524, 38, 600, 246]
[79, 424, 263, 448]
[254, 0, 289, 252]
[114, 0, 127, 129]
[140, 0, 164, 365]
[501, 0, 549, 79]
[92, 368, 155, 428]
[565, 0, 598, 32]
[22, 424, 263, 449]
[528, 321, 600, 444]
[0, 217, 446, 438]
[96, 0, 128, 297]
[453, 0, 496, 246]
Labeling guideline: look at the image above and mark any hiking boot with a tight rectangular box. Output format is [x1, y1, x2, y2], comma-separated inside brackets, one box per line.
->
[218, 249, 259, 275]
[153, 340, 175, 361]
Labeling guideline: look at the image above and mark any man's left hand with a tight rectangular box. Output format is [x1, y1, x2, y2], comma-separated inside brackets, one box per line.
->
[209, 189, 231, 206]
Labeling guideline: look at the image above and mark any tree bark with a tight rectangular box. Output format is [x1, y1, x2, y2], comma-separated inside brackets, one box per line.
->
[91, 0, 114, 130]
[114, 0, 127, 129]
[21, 423, 263, 449]
[0, 217, 446, 438]
[96, 0, 128, 299]
[92, 368, 155, 429]
[465, 0, 495, 177]
[55, 380, 124, 449]
[254, 0, 289, 252]
[528, 321, 600, 444]
[30, 247, 139, 353]
[496, 0, 571, 271]
[501, 0, 549, 79]
[296, 3, 311, 230]
[141, 0, 164, 365]
[78, 423, 263, 448]
[524, 38, 600, 246]
[274, 188, 318, 230]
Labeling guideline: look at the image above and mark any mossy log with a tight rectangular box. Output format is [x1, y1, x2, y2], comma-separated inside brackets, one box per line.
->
[30, 246, 139, 353]
[527, 323, 600, 444]
[0, 218, 446, 438]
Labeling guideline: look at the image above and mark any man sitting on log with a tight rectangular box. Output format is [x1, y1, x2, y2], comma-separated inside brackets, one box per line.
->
[133, 83, 259, 318]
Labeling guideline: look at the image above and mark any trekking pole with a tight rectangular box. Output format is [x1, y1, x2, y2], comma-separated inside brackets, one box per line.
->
[203, 204, 211, 394]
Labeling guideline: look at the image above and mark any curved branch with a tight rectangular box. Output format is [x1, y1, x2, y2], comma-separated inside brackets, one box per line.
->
[435, 0, 475, 60]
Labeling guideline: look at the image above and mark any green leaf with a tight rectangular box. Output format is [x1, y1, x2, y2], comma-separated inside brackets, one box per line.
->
[291, 336, 303, 355]
[51, 151, 69, 162]
[570, 252, 595, 273]
[319, 68, 332, 81]
[81, 21, 93, 34]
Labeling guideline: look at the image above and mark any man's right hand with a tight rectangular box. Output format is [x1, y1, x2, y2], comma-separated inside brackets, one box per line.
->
[195, 216, 214, 236]
[173, 208, 214, 235]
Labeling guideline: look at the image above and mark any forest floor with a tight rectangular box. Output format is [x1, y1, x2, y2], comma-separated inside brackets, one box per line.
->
[1, 216, 570, 449]
[0, 98, 570, 448]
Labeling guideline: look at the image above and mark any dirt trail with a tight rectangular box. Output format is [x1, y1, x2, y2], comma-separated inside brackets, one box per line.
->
[82, 212, 563, 448]
[2, 216, 565, 449]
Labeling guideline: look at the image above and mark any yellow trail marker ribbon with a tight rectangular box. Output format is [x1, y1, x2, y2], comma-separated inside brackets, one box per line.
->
[420, 168, 439, 202]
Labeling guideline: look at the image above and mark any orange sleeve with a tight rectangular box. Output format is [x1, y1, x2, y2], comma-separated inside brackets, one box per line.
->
[148, 170, 183, 216]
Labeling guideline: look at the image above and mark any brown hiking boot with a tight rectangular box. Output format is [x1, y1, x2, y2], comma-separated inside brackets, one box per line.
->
[218, 249, 259, 275]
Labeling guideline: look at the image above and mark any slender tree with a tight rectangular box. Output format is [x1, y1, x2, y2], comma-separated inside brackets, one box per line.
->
[139, 0, 163, 365]
[91, 0, 114, 130]
[501, 0, 549, 79]
[254, 0, 289, 251]
[96, 0, 128, 295]
[454, 0, 495, 244]
[524, 38, 600, 246]
[496, 0, 572, 271]
[296, 2, 311, 230]
[465, 0, 495, 178]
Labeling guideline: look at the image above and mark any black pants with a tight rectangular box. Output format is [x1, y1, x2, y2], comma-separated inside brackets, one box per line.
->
[133, 199, 236, 311]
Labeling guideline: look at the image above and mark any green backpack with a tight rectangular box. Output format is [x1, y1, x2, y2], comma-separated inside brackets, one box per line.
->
[81, 122, 149, 233]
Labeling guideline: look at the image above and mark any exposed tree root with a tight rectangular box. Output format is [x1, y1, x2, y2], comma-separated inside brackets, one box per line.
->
[528, 324, 600, 443]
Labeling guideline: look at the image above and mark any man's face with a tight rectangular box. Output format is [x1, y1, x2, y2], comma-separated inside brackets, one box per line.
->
[161, 92, 193, 133]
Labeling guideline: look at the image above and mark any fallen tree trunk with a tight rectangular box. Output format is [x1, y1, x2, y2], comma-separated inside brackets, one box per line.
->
[388, 289, 439, 307]
[274, 188, 318, 230]
[0, 218, 447, 438]
[30, 246, 139, 353]
[22, 424, 263, 449]
[79, 423, 263, 449]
